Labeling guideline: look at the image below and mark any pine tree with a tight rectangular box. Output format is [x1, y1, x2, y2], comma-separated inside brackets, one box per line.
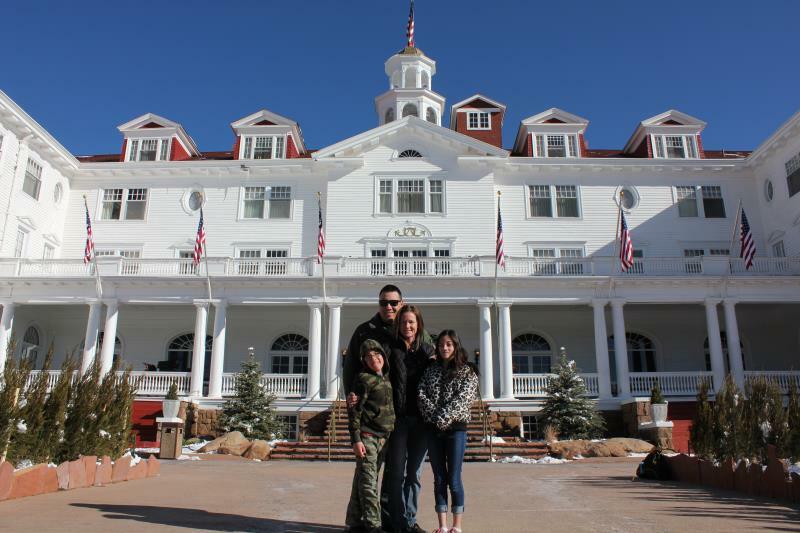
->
[0, 342, 29, 463]
[540, 350, 605, 440]
[40, 355, 76, 462]
[785, 380, 800, 462]
[218, 352, 283, 440]
[105, 365, 137, 459]
[741, 376, 785, 463]
[57, 361, 102, 462]
[9, 345, 54, 464]
[689, 380, 714, 459]
[712, 374, 743, 462]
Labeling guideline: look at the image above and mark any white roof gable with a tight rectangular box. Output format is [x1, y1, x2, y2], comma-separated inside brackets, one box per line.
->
[641, 109, 706, 127]
[313, 116, 508, 159]
[513, 108, 590, 154]
[623, 109, 706, 154]
[117, 113, 179, 132]
[521, 107, 589, 125]
[117, 113, 200, 157]
[449, 94, 506, 130]
[230, 109, 305, 154]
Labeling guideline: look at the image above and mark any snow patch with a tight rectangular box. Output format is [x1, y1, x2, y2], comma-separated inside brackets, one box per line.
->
[99, 429, 110, 438]
[182, 440, 209, 453]
[16, 420, 27, 433]
[789, 463, 800, 476]
[628, 452, 649, 458]
[267, 439, 287, 448]
[136, 447, 161, 454]
[482, 436, 506, 444]
[499, 455, 569, 465]
[14, 459, 33, 471]
[177, 454, 201, 461]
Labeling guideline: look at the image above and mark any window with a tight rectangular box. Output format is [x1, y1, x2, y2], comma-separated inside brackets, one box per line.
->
[533, 134, 579, 158]
[704, 335, 745, 373]
[241, 186, 292, 219]
[14, 228, 27, 258]
[652, 134, 698, 159]
[511, 333, 552, 374]
[98, 332, 122, 365]
[43, 244, 55, 260]
[127, 138, 171, 162]
[370, 249, 387, 276]
[625, 249, 645, 275]
[21, 325, 41, 366]
[23, 159, 42, 199]
[426, 108, 437, 124]
[527, 185, 580, 218]
[675, 186, 725, 218]
[402, 103, 418, 118]
[277, 414, 298, 440]
[398, 149, 422, 158]
[530, 248, 557, 275]
[385, 108, 395, 123]
[433, 248, 450, 275]
[166, 334, 211, 373]
[683, 249, 704, 274]
[522, 414, 543, 440]
[270, 334, 308, 374]
[467, 111, 490, 130]
[94, 248, 141, 275]
[786, 153, 800, 197]
[529, 246, 584, 275]
[618, 185, 639, 210]
[608, 332, 656, 373]
[237, 249, 261, 276]
[393, 249, 428, 276]
[559, 248, 585, 275]
[773, 241, 786, 258]
[241, 136, 286, 160]
[376, 178, 444, 215]
[100, 188, 148, 220]
[236, 248, 288, 276]
[178, 250, 197, 275]
[53, 183, 64, 206]
[709, 248, 730, 256]
[764, 180, 774, 202]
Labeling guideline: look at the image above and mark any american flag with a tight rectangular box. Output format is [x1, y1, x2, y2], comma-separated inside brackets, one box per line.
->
[739, 207, 756, 270]
[406, 0, 415, 48]
[317, 196, 326, 264]
[496, 199, 506, 269]
[619, 210, 634, 272]
[193, 208, 206, 265]
[83, 200, 94, 264]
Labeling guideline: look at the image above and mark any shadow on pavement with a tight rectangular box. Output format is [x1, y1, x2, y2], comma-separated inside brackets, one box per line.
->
[71, 503, 341, 532]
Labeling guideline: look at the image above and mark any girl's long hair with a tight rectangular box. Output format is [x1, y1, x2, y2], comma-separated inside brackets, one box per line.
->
[393, 305, 425, 350]
[436, 329, 477, 379]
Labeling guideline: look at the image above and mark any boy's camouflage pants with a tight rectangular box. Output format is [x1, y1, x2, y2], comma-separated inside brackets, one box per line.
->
[345, 434, 388, 530]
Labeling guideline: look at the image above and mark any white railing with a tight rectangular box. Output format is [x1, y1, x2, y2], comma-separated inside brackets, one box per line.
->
[3, 256, 800, 279]
[25, 370, 74, 392]
[221, 373, 307, 398]
[513, 373, 599, 398]
[744, 371, 800, 394]
[629, 371, 714, 396]
[127, 371, 191, 396]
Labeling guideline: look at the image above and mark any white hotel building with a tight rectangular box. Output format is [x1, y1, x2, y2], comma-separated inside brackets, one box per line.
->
[0, 35, 799, 443]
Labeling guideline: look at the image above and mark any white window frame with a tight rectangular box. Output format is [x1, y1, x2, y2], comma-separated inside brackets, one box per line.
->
[525, 184, 582, 219]
[467, 111, 491, 130]
[238, 185, 293, 220]
[672, 185, 726, 219]
[22, 158, 43, 200]
[532, 134, 580, 158]
[525, 243, 587, 275]
[239, 135, 287, 160]
[234, 245, 290, 276]
[43, 244, 55, 260]
[14, 227, 28, 258]
[374, 176, 446, 216]
[772, 241, 786, 258]
[98, 188, 149, 221]
[126, 137, 171, 162]
[651, 134, 699, 159]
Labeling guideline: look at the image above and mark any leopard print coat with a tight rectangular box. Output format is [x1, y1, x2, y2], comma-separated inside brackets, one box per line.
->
[417, 362, 479, 432]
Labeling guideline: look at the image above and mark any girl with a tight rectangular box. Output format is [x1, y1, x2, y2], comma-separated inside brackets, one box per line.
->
[418, 329, 479, 533]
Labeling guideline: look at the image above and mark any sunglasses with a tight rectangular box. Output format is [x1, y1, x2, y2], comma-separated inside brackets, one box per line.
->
[379, 299, 402, 308]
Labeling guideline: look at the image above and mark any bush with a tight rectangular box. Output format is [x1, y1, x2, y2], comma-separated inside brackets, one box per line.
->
[689, 380, 714, 460]
[540, 350, 605, 440]
[650, 381, 665, 405]
[165, 381, 179, 401]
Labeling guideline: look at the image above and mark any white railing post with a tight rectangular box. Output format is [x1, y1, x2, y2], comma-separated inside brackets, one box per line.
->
[305, 301, 323, 400]
[591, 299, 613, 400]
[704, 299, 725, 392]
[208, 300, 227, 399]
[99, 299, 119, 376]
[477, 300, 495, 400]
[323, 300, 342, 400]
[190, 302, 209, 397]
[497, 301, 514, 400]
[81, 300, 103, 374]
[610, 299, 631, 398]
[722, 299, 745, 389]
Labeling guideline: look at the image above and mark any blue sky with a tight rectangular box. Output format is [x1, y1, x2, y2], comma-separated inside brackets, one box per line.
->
[2, 1, 798, 155]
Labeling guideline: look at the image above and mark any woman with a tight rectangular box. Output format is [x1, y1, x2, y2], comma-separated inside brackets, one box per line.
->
[383, 305, 435, 533]
[418, 329, 479, 533]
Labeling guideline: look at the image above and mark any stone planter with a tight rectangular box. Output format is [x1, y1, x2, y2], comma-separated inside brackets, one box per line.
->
[651, 402, 668, 423]
[162, 399, 180, 419]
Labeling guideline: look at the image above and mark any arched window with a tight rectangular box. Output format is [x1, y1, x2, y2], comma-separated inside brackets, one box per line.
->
[425, 108, 437, 124]
[608, 332, 656, 372]
[391, 71, 401, 89]
[167, 333, 212, 373]
[398, 149, 422, 158]
[704, 335, 745, 372]
[385, 108, 395, 124]
[270, 333, 309, 374]
[421, 71, 430, 89]
[402, 103, 419, 118]
[511, 333, 552, 373]
[404, 68, 416, 88]
[98, 332, 123, 365]
[21, 325, 41, 367]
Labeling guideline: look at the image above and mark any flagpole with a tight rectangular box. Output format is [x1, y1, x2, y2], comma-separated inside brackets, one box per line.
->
[83, 195, 103, 299]
[199, 206, 213, 303]
[608, 190, 623, 296]
[318, 192, 327, 305]
[726, 199, 743, 275]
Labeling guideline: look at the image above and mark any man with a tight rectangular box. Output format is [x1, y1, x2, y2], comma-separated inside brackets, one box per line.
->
[343, 285, 431, 533]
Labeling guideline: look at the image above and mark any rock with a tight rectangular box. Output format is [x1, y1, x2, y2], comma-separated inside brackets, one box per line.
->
[68, 459, 87, 489]
[56, 462, 70, 490]
[95, 456, 112, 486]
[243, 440, 271, 461]
[9, 464, 46, 500]
[200, 431, 251, 456]
[82, 456, 97, 487]
[126, 460, 148, 481]
[146, 455, 160, 477]
[112, 456, 131, 483]
[548, 440, 589, 459]
[548, 438, 653, 459]
[0, 461, 13, 501]
[605, 438, 655, 454]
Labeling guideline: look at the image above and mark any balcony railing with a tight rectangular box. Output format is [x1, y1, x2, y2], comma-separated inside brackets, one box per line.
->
[131, 371, 191, 396]
[221, 373, 307, 398]
[513, 373, 599, 398]
[3, 255, 798, 279]
[629, 371, 714, 396]
[744, 371, 800, 394]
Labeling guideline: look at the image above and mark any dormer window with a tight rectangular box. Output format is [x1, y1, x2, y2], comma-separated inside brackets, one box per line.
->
[467, 111, 490, 130]
[241, 135, 285, 160]
[398, 149, 422, 158]
[533, 134, 579, 158]
[127, 138, 171, 162]
[652, 134, 698, 159]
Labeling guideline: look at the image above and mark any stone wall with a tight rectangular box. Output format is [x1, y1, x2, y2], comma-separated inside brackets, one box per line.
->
[621, 399, 652, 436]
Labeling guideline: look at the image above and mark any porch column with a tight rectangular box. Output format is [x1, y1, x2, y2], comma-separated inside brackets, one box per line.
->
[99, 299, 119, 376]
[190, 301, 209, 398]
[497, 301, 514, 400]
[306, 301, 323, 400]
[477, 301, 495, 400]
[591, 299, 613, 400]
[610, 299, 631, 398]
[208, 300, 227, 399]
[722, 299, 745, 389]
[81, 300, 103, 374]
[323, 301, 342, 400]
[705, 298, 726, 392]
[0, 301, 15, 374]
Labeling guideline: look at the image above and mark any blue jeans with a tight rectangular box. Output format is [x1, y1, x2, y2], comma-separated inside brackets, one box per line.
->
[380, 416, 429, 531]
[427, 429, 467, 514]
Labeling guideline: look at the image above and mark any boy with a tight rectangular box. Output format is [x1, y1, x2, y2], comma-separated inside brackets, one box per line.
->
[345, 339, 396, 533]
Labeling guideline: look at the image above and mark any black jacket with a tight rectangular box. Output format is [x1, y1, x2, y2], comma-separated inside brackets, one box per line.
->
[343, 313, 395, 394]
[388, 338, 435, 418]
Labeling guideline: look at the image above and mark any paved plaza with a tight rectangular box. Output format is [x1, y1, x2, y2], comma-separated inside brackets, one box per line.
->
[1, 457, 799, 532]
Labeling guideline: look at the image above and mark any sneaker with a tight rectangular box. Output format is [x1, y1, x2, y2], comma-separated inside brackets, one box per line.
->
[448, 528, 462, 533]
[405, 525, 426, 533]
